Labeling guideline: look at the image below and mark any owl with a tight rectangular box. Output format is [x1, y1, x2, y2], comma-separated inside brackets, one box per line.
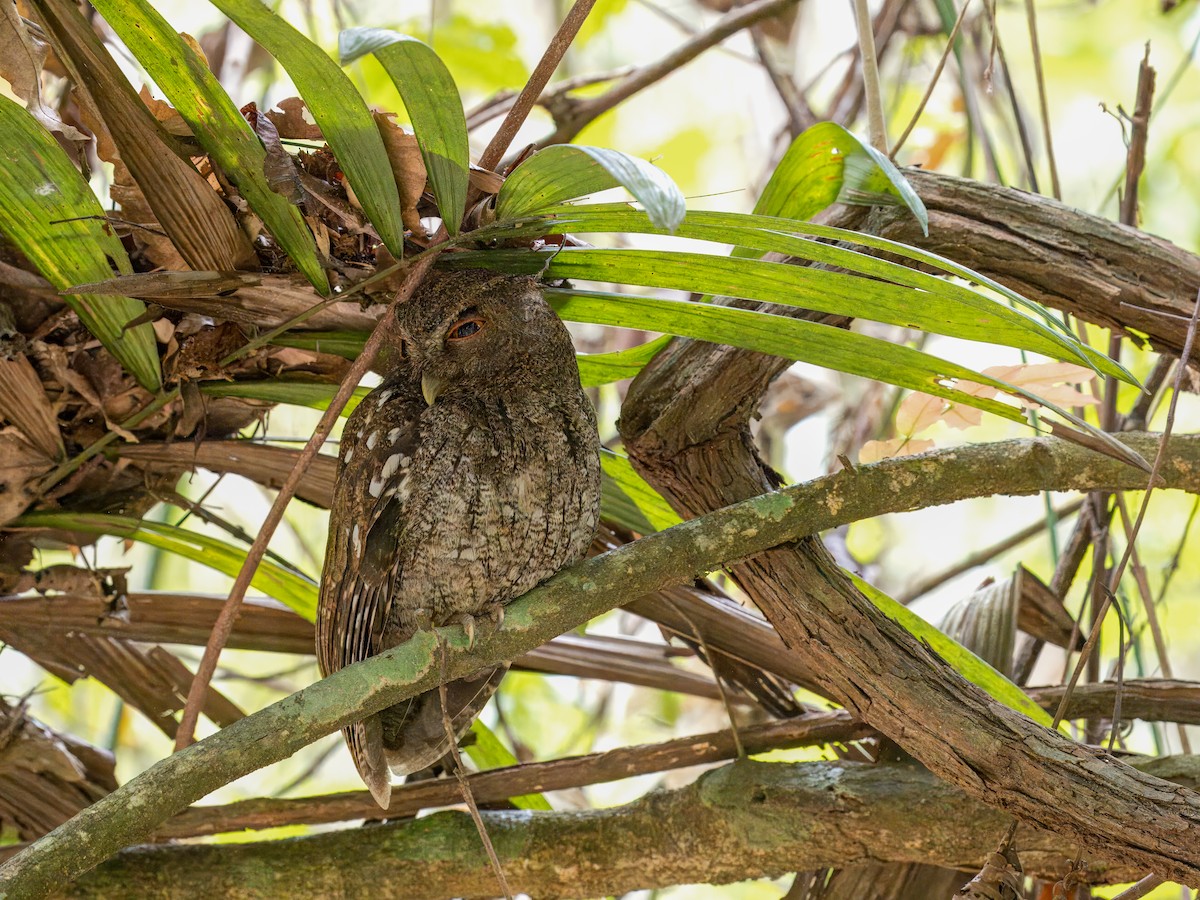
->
[317, 269, 602, 808]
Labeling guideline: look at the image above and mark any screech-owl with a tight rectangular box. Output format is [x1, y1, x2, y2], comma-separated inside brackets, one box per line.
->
[317, 269, 602, 807]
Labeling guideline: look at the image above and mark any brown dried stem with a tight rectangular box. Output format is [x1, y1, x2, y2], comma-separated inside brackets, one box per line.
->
[475, 0, 598, 176]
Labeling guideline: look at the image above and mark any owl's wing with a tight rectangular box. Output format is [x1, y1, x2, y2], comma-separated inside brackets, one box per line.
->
[317, 386, 423, 807]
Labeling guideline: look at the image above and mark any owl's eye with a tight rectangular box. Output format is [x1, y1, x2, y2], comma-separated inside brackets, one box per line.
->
[448, 317, 484, 342]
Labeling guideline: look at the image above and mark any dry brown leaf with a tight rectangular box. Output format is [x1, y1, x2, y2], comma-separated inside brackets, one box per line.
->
[0, 1, 88, 143]
[265, 96, 324, 141]
[895, 391, 945, 436]
[0, 354, 63, 460]
[374, 112, 428, 233]
[982, 362, 1100, 409]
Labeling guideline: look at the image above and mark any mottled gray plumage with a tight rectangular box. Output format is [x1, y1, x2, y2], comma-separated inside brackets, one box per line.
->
[317, 270, 601, 807]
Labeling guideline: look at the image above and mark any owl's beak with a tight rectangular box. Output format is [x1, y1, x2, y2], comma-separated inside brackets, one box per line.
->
[421, 372, 442, 407]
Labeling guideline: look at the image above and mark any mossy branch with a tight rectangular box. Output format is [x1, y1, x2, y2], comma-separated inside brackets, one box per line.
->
[2, 432, 1200, 897]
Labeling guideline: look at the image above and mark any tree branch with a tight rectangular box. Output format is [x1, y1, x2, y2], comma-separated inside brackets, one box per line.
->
[4, 434, 1200, 894]
[53, 757, 1200, 898]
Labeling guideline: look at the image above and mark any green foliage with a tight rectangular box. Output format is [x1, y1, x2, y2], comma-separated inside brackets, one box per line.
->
[754, 122, 929, 235]
[340, 28, 470, 235]
[207, 0, 406, 255]
[89, 0, 329, 293]
[0, 96, 161, 392]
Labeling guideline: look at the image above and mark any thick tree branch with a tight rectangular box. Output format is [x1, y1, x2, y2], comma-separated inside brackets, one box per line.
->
[53, 757, 1200, 898]
[4, 433, 1200, 895]
[832, 169, 1200, 362]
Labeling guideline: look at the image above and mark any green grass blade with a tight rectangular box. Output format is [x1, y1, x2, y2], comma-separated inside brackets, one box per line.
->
[600, 449, 682, 534]
[91, 0, 329, 293]
[271, 332, 668, 387]
[465, 721, 552, 810]
[497, 205, 1128, 383]
[200, 381, 369, 416]
[448, 245, 1113, 378]
[14, 511, 317, 619]
[209, 0, 405, 255]
[851, 574, 1054, 727]
[341, 29, 469, 235]
[0, 96, 161, 391]
[755, 121, 927, 235]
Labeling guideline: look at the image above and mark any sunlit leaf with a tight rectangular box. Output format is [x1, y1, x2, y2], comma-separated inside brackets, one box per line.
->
[600, 450, 681, 534]
[754, 122, 928, 235]
[465, 721, 551, 810]
[200, 381, 369, 416]
[497, 145, 686, 231]
[14, 511, 317, 619]
[851, 574, 1054, 727]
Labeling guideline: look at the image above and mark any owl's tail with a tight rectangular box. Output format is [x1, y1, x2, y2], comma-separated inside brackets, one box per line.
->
[349, 663, 509, 809]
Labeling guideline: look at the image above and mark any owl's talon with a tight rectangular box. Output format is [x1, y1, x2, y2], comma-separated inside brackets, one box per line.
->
[458, 613, 477, 649]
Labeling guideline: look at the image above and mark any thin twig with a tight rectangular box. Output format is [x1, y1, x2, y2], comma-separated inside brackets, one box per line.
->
[1119, 45, 1156, 227]
[1051, 287, 1200, 730]
[1022, 0, 1061, 198]
[475, 0, 598, 175]
[174, 250, 440, 750]
[542, 0, 801, 147]
[438, 643, 512, 900]
[749, 25, 813, 137]
[891, 0, 972, 157]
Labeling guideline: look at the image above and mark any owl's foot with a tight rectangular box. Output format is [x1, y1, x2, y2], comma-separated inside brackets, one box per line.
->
[457, 602, 505, 649]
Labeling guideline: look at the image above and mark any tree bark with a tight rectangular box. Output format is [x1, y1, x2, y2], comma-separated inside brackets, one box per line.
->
[618, 184, 1200, 882]
[51, 756, 1200, 899]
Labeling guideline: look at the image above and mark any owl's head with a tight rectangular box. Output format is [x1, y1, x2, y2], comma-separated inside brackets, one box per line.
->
[392, 269, 578, 406]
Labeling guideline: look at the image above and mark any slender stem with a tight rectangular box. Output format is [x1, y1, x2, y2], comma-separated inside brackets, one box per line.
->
[173, 250, 441, 750]
[1022, 0, 1061, 199]
[1051, 288, 1200, 729]
[892, 0, 972, 157]
[475, 0, 598, 175]
[850, 0, 888, 153]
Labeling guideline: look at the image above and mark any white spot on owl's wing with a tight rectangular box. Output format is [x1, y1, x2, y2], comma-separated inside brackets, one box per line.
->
[387, 427, 402, 443]
[368, 476, 384, 498]
[366, 431, 379, 450]
[381, 453, 402, 481]
[351, 523, 362, 555]
[343, 447, 354, 463]
[376, 389, 394, 407]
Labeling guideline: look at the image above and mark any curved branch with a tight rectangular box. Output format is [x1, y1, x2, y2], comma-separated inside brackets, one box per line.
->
[54, 757, 1200, 899]
[3, 432, 1200, 896]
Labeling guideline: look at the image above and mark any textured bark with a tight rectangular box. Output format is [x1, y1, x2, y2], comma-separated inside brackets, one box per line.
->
[51, 757, 1200, 899]
[618, 212, 1200, 883]
[830, 169, 1200, 362]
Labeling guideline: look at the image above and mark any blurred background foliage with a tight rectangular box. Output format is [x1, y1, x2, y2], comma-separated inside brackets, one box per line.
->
[3, 0, 1199, 897]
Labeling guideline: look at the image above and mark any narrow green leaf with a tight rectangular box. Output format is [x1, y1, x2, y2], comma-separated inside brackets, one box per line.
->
[465, 721, 552, 810]
[200, 380, 369, 416]
[340, 28, 469, 235]
[497, 145, 686, 231]
[208, 0, 405, 255]
[474, 205, 1132, 385]
[600, 450, 682, 534]
[754, 121, 928, 236]
[578, 336, 671, 387]
[449, 246, 1109, 377]
[271, 332, 667, 388]
[90, 0, 330, 294]
[543, 288, 1032, 426]
[0, 96, 161, 391]
[851, 574, 1054, 727]
[14, 511, 317, 619]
